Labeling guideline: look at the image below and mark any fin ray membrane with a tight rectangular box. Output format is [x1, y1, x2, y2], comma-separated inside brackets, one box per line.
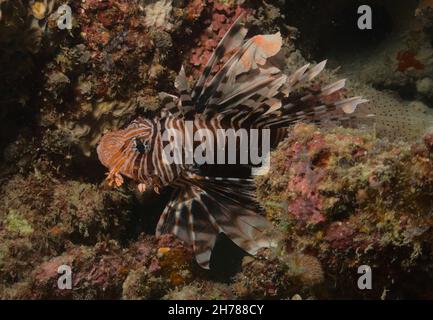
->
[182, 14, 366, 128]
[160, 13, 369, 267]
[155, 176, 273, 269]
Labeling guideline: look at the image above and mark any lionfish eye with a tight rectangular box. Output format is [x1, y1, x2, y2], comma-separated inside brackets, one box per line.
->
[134, 138, 149, 154]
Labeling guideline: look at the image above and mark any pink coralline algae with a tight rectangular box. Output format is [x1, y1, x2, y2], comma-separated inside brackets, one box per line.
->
[188, 2, 253, 75]
[256, 123, 433, 298]
[27, 235, 194, 299]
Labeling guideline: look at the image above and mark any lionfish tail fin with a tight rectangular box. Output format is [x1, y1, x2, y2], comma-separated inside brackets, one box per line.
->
[155, 175, 275, 269]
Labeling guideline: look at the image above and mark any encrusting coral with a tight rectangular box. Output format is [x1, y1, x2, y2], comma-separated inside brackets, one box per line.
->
[256, 123, 433, 298]
[0, 169, 133, 298]
[28, 0, 183, 160]
[27, 235, 193, 299]
[232, 248, 324, 299]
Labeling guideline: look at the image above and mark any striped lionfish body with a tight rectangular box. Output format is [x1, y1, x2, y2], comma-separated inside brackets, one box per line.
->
[97, 14, 367, 268]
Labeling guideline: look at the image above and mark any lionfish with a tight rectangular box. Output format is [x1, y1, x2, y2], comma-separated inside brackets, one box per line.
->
[97, 14, 367, 268]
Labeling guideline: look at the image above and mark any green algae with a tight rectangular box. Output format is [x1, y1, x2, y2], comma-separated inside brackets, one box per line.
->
[5, 211, 33, 236]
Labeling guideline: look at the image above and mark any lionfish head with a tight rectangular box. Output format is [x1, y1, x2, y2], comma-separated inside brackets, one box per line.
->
[97, 119, 155, 188]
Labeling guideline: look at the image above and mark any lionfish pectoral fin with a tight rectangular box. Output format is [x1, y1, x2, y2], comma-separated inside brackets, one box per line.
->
[155, 176, 275, 269]
[105, 170, 124, 187]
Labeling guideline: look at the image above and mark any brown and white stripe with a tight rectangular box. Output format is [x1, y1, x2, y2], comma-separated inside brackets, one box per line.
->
[97, 13, 368, 269]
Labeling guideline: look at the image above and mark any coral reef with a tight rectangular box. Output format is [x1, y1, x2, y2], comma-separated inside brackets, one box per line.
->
[0, 0, 53, 151]
[1, 0, 190, 163]
[0, 169, 133, 298]
[232, 249, 323, 299]
[35, 0, 165, 159]
[1, 0, 433, 300]
[256, 123, 433, 298]
[185, 0, 287, 77]
[27, 235, 193, 299]
[277, 0, 433, 142]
